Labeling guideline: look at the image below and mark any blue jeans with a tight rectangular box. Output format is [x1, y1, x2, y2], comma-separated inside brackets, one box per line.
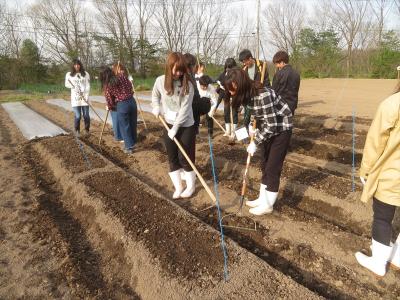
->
[73, 106, 90, 132]
[117, 98, 137, 150]
[110, 110, 122, 141]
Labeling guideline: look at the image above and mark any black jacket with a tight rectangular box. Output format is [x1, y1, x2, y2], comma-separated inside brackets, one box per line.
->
[272, 64, 300, 114]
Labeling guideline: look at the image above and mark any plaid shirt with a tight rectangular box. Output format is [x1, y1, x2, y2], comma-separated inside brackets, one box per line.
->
[249, 88, 293, 145]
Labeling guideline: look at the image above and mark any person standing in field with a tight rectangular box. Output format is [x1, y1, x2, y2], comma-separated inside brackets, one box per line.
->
[100, 65, 138, 154]
[151, 52, 197, 199]
[272, 51, 301, 115]
[224, 68, 293, 216]
[239, 49, 271, 129]
[355, 84, 400, 277]
[216, 58, 238, 138]
[65, 59, 91, 137]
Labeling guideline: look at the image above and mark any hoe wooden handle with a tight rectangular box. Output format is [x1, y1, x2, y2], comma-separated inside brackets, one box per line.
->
[158, 116, 217, 203]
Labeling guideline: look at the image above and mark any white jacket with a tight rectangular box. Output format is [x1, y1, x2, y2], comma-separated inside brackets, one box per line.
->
[65, 71, 90, 107]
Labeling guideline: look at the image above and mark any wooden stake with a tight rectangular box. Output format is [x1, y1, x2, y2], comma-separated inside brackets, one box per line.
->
[98, 109, 109, 145]
[211, 116, 226, 134]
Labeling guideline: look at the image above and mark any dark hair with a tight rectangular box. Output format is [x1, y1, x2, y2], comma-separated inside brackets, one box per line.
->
[238, 49, 253, 62]
[99, 67, 117, 91]
[199, 75, 213, 86]
[273, 51, 289, 64]
[224, 67, 263, 109]
[71, 59, 86, 77]
[224, 58, 237, 72]
[183, 53, 197, 73]
[165, 52, 192, 96]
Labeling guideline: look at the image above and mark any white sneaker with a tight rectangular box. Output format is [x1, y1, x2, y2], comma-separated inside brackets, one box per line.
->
[180, 171, 196, 198]
[246, 184, 267, 208]
[168, 170, 183, 199]
[355, 239, 392, 276]
[223, 124, 231, 137]
[249, 191, 277, 216]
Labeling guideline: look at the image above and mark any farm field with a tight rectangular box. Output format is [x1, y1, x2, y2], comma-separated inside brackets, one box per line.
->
[0, 78, 399, 299]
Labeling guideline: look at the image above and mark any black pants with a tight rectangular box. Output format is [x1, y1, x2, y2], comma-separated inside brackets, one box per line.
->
[260, 130, 292, 192]
[193, 97, 211, 134]
[164, 124, 196, 172]
[372, 198, 397, 246]
[216, 96, 238, 125]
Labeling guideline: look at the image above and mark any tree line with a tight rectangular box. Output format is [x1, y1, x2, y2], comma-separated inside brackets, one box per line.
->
[0, 0, 399, 89]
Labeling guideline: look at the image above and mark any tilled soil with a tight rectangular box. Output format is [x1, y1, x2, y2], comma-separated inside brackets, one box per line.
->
[22, 100, 400, 299]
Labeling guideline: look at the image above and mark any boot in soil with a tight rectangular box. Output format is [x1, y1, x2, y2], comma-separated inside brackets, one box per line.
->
[249, 191, 277, 216]
[355, 239, 392, 277]
[180, 171, 196, 198]
[223, 123, 231, 137]
[246, 184, 267, 208]
[389, 234, 400, 269]
[168, 170, 184, 199]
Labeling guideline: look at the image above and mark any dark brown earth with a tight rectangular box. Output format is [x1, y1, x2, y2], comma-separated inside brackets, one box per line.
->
[18, 100, 400, 299]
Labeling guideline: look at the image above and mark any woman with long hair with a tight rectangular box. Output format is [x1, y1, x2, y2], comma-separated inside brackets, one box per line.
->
[151, 52, 196, 199]
[354, 84, 400, 276]
[100, 64, 137, 154]
[65, 59, 91, 136]
[224, 67, 293, 216]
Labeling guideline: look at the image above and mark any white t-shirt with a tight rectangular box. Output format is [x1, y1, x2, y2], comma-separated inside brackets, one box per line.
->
[65, 72, 90, 107]
[199, 84, 218, 112]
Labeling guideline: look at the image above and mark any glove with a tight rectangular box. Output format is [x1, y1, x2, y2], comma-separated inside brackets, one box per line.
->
[152, 107, 160, 117]
[247, 141, 257, 156]
[105, 106, 109, 111]
[208, 107, 215, 118]
[248, 125, 256, 136]
[168, 127, 178, 140]
[360, 177, 366, 186]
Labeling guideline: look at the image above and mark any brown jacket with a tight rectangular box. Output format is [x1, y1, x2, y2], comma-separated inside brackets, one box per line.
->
[360, 92, 400, 206]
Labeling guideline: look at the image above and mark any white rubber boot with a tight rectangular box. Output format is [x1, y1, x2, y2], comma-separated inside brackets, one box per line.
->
[168, 170, 183, 199]
[179, 168, 185, 181]
[180, 171, 196, 198]
[223, 124, 231, 137]
[355, 239, 392, 276]
[230, 124, 237, 139]
[249, 191, 277, 216]
[246, 184, 267, 208]
[389, 235, 400, 269]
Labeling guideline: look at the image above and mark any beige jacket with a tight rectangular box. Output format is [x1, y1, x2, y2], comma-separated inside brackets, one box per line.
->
[360, 92, 400, 206]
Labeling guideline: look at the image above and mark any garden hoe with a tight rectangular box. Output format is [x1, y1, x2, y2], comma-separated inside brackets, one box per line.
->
[221, 118, 257, 231]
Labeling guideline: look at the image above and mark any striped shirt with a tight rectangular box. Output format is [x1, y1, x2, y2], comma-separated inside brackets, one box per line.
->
[249, 88, 293, 145]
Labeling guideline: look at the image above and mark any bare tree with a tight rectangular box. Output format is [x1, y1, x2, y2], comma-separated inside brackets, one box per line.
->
[263, 0, 306, 53]
[1, 5, 23, 58]
[318, 0, 369, 76]
[192, 1, 230, 63]
[153, 0, 193, 53]
[30, 0, 94, 65]
[94, 0, 137, 69]
[369, 0, 392, 46]
[132, 0, 156, 76]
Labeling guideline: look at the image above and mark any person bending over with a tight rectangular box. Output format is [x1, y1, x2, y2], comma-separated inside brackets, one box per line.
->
[224, 67, 293, 216]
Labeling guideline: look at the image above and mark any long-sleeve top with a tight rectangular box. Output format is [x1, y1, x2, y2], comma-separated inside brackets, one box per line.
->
[199, 84, 218, 112]
[104, 75, 134, 110]
[152, 75, 194, 132]
[272, 64, 300, 114]
[248, 88, 293, 145]
[65, 71, 90, 107]
[359, 92, 400, 205]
